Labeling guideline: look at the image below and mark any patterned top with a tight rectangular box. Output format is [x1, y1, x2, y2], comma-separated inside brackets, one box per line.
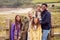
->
[11, 23, 21, 40]
[28, 25, 42, 40]
[14, 23, 21, 40]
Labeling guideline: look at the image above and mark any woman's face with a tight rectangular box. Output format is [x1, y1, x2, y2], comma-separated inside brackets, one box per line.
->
[16, 16, 20, 22]
[28, 13, 32, 19]
[34, 18, 38, 24]
[36, 6, 42, 12]
[36, 7, 40, 12]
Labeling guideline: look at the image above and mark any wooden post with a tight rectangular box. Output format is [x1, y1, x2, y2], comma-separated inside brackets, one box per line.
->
[5, 19, 12, 40]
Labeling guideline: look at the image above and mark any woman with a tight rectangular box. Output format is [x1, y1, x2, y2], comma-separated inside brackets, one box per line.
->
[28, 17, 42, 40]
[27, 12, 33, 40]
[33, 5, 42, 20]
[10, 15, 23, 40]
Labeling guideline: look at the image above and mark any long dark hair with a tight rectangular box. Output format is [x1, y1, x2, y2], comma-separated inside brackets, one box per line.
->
[31, 17, 40, 28]
[15, 15, 22, 30]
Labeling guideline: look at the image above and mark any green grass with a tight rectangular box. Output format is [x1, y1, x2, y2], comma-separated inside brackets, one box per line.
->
[54, 36, 60, 40]
[0, 12, 60, 28]
[0, 0, 60, 5]
[51, 12, 60, 25]
[32, 0, 60, 3]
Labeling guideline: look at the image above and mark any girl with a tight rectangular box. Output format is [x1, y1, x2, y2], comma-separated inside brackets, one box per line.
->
[10, 15, 22, 40]
[29, 17, 42, 40]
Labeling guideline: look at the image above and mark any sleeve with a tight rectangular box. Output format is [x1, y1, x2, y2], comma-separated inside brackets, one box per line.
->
[27, 28, 33, 40]
[10, 24, 15, 40]
[41, 12, 51, 24]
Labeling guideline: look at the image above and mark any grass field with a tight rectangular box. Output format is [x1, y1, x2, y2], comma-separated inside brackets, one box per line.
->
[0, 12, 60, 40]
[0, 3, 60, 39]
[0, 12, 60, 30]
[0, 0, 60, 40]
[0, 12, 60, 25]
[32, 0, 60, 3]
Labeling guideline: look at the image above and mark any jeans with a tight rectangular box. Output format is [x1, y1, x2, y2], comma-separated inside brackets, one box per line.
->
[42, 30, 50, 40]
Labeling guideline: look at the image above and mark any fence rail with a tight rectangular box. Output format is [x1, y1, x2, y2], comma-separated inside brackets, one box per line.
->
[0, 19, 60, 40]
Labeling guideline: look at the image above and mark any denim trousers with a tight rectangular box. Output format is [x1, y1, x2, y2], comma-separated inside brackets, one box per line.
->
[42, 30, 50, 40]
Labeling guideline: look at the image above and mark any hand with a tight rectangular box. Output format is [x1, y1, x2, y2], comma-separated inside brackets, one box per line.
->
[18, 37, 21, 40]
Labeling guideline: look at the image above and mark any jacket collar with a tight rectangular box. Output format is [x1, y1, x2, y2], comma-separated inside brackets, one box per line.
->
[43, 9, 47, 12]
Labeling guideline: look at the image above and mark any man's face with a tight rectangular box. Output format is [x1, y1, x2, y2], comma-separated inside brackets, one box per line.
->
[42, 5, 47, 11]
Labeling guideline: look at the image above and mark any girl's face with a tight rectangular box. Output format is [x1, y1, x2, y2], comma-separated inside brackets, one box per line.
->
[16, 16, 20, 22]
[34, 18, 38, 24]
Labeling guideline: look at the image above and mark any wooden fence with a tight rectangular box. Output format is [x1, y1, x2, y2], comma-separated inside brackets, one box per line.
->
[0, 19, 60, 40]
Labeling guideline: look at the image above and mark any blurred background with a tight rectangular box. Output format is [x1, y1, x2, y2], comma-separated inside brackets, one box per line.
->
[0, 0, 60, 40]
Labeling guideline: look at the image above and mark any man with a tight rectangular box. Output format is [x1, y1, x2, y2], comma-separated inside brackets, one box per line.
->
[40, 3, 51, 40]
